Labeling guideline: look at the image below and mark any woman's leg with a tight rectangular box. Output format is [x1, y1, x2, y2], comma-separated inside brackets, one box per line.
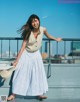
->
[7, 94, 16, 101]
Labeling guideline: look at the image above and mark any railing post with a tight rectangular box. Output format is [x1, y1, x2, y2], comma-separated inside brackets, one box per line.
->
[1, 40, 2, 59]
[17, 40, 19, 56]
[9, 39, 10, 58]
[71, 41, 74, 63]
[64, 41, 66, 59]
[47, 39, 51, 78]
[56, 41, 58, 56]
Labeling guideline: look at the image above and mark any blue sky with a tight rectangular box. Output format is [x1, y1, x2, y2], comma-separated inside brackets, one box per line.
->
[0, 0, 80, 38]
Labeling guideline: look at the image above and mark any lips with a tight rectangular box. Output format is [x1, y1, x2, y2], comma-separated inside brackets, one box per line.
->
[34, 25, 39, 28]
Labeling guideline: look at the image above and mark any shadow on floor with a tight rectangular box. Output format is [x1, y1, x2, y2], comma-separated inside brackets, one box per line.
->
[7, 98, 80, 102]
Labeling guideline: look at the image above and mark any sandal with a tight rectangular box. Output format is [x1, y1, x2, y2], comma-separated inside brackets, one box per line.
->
[38, 95, 47, 101]
[7, 95, 15, 101]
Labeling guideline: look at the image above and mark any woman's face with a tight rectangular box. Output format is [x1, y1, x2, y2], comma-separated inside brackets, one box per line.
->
[31, 18, 39, 29]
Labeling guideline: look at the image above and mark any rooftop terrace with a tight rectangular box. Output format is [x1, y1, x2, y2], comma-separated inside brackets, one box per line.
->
[0, 37, 80, 102]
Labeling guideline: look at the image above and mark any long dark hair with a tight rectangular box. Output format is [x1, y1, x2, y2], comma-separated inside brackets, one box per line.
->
[19, 14, 40, 41]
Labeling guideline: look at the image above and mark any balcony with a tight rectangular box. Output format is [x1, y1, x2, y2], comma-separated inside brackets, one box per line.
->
[0, 37, 80, 102]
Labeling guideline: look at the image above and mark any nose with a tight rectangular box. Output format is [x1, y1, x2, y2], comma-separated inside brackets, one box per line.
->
[34, 22, 37, 25]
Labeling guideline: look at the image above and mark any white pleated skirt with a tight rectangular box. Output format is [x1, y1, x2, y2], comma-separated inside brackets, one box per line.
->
[12, 49, 48, 96]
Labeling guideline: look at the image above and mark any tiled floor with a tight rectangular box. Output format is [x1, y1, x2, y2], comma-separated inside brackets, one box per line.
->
[1, 64, 80, 102]
[7, 98, 80, 102]
[6, 96, 80, 102]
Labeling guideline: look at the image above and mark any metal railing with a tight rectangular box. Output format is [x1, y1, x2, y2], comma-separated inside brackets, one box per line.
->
[0, 37, 80, 78]
[0, 37, 80, 61]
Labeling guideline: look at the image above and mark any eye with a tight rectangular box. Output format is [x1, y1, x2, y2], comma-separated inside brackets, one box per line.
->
[34, 19, 38, 22]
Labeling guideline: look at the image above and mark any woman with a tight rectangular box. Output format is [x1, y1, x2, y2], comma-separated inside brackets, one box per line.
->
[7, 14, 62, 101]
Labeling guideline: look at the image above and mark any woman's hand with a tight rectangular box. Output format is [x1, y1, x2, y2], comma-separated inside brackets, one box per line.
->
[56, 38, 62, 42]
[11, 60, 18, 67]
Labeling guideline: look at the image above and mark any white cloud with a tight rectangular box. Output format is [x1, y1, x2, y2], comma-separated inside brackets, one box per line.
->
[42, 16, 48, 19]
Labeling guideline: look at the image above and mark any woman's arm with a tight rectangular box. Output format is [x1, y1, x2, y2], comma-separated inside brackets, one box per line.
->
[12, 39, 27, 66]
[43, 28, 62, 42]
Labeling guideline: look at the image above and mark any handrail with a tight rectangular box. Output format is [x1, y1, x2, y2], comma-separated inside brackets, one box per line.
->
[0, 37, 80, 78]
[0, 37, 80, 40]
